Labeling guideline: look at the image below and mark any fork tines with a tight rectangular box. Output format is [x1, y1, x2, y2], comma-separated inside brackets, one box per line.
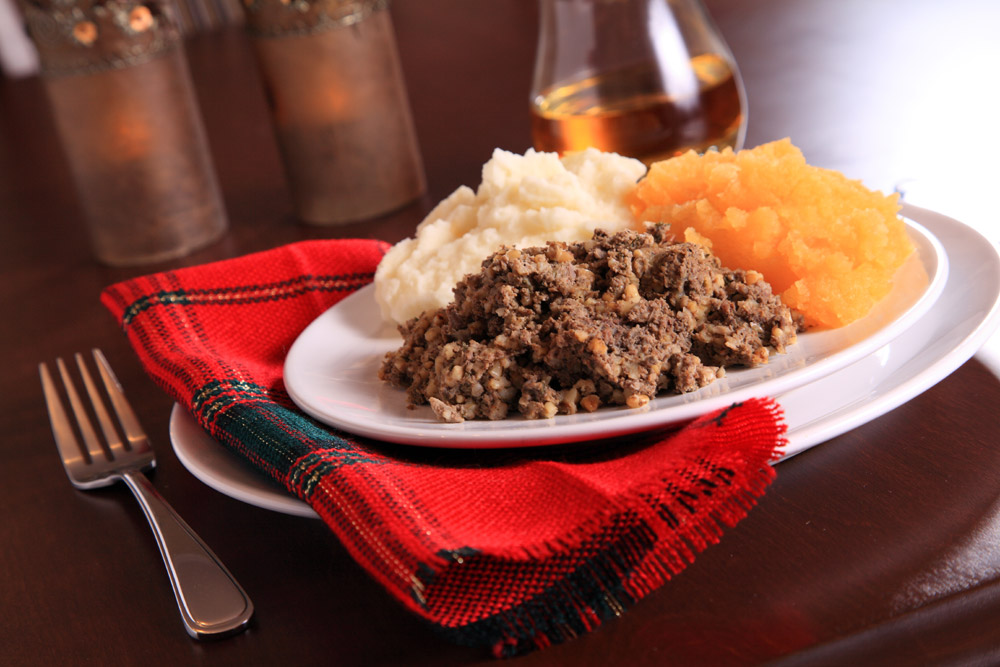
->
[39, 349, 154, 488]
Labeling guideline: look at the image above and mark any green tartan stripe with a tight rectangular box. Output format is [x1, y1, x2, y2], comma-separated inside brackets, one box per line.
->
[121, 272, 373, 325]
[189, 380, 384, 494]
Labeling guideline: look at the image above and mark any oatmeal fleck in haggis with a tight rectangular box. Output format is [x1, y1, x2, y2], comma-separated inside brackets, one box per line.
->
[378, 225, 800, 423]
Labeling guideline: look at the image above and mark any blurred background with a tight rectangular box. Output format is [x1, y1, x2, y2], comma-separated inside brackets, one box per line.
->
[3, 0, 995, 225]
[2, 0, 998, 362]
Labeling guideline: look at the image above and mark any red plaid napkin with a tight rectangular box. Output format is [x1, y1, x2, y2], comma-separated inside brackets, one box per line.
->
[101, 239, 786, 657]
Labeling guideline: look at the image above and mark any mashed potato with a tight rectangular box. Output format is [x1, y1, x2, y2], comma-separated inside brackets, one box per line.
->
[375, 147, 647, 324]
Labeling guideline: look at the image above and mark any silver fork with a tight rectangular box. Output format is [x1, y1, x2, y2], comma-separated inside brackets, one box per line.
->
[39, 348, 254, 639]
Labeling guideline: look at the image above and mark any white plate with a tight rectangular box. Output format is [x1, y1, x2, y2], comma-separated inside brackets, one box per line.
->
[283, 213, 946, 448]
[779, 205, 1000, 457]
[170, 205, 1000, 515]
[170, 405, 318, 518]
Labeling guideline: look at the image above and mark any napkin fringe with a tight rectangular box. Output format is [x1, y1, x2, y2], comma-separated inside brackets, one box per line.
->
[424, 456, 780, 657]
[474, 399, 785, 567]
[414, 399, 785, 656]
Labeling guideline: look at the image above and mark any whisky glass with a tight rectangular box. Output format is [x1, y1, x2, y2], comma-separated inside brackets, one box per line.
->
[530, 0, 747, 165]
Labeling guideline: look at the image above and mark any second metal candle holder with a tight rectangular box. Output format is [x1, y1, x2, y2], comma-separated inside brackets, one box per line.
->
[242, 0, 426, 225]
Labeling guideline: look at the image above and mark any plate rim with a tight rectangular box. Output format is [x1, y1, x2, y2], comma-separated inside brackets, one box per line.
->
[284, 215, 948, 448]
[169, 404, 319, 518]
[782, 203, 1000, 456]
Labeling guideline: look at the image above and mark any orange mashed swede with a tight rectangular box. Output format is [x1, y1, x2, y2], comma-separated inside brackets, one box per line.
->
[628, 138, 914, 329]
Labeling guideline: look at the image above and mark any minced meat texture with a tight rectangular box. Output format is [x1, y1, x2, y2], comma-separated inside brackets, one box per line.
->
[378, 225, 800, 422]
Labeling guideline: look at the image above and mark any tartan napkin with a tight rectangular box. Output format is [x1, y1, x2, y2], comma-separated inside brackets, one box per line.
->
[101, 239, 786, 657]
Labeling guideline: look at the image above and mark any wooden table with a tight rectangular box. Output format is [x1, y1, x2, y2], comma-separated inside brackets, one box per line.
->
[3, 1, 1000, 664]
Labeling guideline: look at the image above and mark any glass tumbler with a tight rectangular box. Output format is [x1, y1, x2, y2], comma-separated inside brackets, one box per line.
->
[242, 0, 426, 225]
[20, 0, 228, 266]
[530, 0, 747, 165]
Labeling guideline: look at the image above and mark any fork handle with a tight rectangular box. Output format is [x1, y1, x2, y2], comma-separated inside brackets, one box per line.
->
[122, 471, 254, 638]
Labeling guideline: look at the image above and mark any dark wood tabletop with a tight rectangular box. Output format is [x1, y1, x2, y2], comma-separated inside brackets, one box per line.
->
[3, 1, 1000, 664]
